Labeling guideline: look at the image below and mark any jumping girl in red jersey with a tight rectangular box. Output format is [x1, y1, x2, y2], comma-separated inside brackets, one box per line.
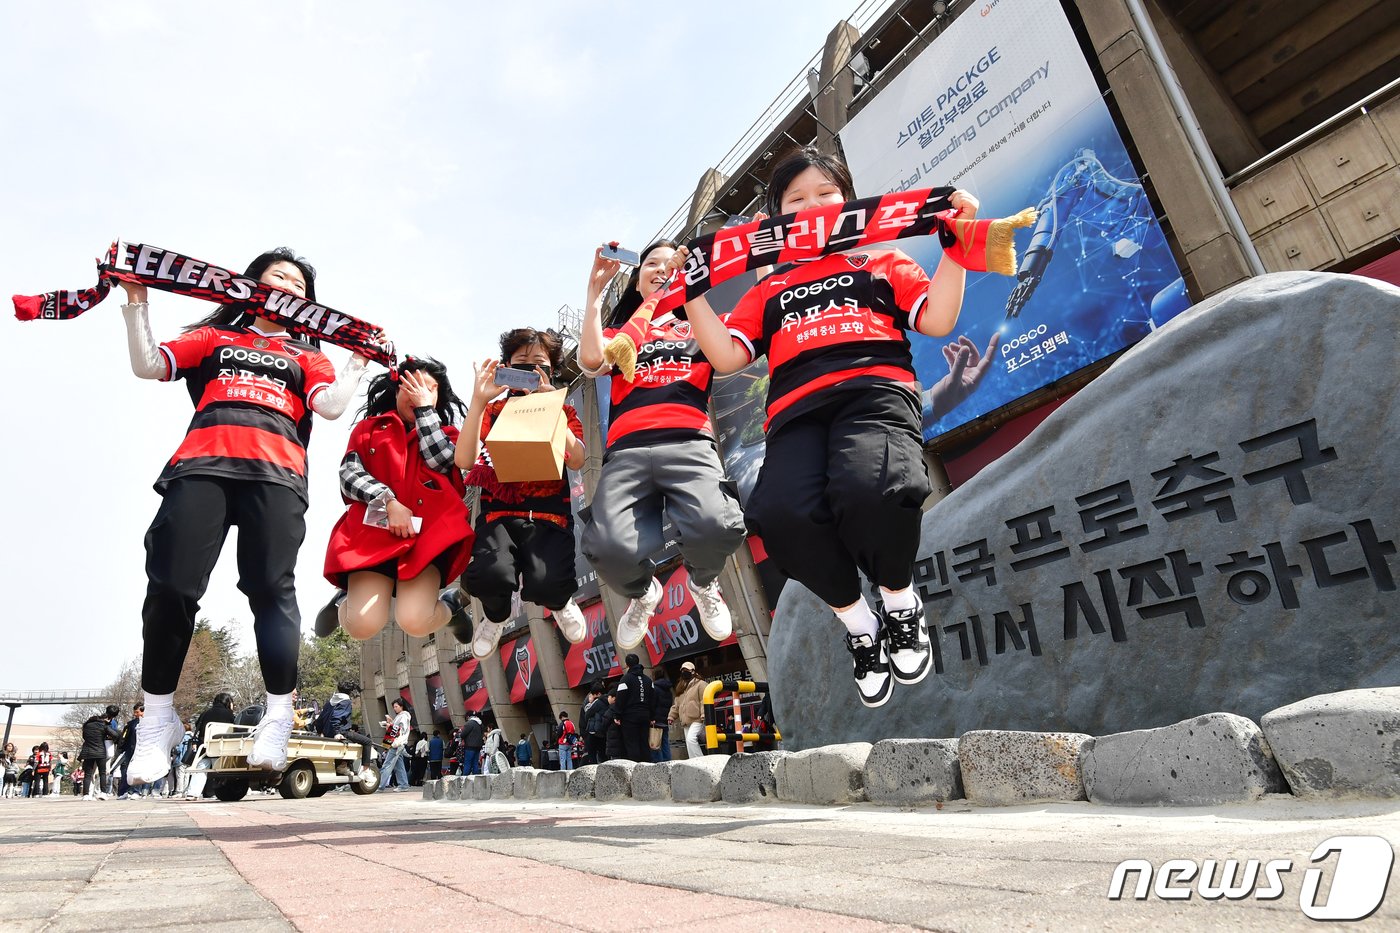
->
[578, 241, 747, 650]
[117, 248, 375, 781]
[678, 148, 996, 709]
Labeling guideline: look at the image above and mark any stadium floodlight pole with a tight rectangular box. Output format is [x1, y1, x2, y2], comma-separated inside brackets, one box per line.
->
[1122, 0, 1265, 276]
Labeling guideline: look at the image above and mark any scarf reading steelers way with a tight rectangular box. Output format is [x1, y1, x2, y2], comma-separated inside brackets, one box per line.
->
[13, 241, 397, 368]
[604, 187, 1036, 379]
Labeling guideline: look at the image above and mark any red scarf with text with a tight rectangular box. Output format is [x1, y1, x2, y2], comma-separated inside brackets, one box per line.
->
[13, 241, 396, 368]
[605, 187, 1035, 378]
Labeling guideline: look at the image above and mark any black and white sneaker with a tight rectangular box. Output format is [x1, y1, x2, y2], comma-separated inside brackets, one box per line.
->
[883, 605, 932, 685]
[844, 630, 894, 708]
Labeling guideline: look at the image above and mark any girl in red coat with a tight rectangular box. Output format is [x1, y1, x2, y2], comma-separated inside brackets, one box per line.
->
[319, 357, 474, 639]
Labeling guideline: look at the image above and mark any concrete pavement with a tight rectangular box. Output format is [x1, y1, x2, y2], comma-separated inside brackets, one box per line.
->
[2, 790, 1398, 930]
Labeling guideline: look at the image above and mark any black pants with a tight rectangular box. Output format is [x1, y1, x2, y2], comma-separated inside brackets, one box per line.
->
[619, 720, 650, 763]
[584, 734, 606, 766]
[31, 774, 49, 796]
[463, 516, 577, 623]
[342, 730, 373, 767]
[746, 389, 932, 608]
[428, 761, 442, 780]
[142, 476, 306, 695]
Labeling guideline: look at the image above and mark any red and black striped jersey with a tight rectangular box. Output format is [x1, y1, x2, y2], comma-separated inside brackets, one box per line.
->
[156, 325, 335, 500]
[725, 249, 929, 433]
[602, 313, 716, 452]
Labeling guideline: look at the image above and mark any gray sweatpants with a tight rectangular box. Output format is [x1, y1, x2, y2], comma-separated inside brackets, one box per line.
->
[581, 438, 746, 598]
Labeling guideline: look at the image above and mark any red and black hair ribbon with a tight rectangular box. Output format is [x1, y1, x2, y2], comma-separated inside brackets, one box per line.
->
[13, 241, 397, 368]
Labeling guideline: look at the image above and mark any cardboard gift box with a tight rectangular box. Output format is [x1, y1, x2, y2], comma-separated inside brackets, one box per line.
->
[485, 388, 569, 483]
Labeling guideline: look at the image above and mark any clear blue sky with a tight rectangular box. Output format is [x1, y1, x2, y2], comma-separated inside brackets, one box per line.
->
[2, 0, 865, 720]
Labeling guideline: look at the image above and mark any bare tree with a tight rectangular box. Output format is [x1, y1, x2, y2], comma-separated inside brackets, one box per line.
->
[58, 658, 141, 749]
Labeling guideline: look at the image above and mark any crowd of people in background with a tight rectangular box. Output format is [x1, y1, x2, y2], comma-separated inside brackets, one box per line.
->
[1, 648, 771, 803]
[1, 741, 68, 798]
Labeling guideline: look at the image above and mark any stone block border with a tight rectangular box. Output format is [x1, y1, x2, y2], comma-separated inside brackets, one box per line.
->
[417, 688, 1400, 809]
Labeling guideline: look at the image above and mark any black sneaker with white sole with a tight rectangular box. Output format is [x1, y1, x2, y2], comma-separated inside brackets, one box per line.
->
[313, 590, 346, 638]
[441, 588, 473, 645]
[844, 629, 894, 708]
[882, 604, 932, 685]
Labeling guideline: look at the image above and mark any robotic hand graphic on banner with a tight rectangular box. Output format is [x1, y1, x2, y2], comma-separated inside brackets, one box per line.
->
[1004, 148, 1158, 320]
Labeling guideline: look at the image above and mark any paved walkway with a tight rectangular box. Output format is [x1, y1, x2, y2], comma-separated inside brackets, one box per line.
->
[2, 791, 1398, 931]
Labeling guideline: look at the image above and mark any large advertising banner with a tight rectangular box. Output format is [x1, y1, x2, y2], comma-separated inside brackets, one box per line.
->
[500, 633, 546, 704]
[708, 271, 770, 505]
[558, 598, 622, 687]
[639, 564, 739, 666]
[423, 672, 451, 726]
[838, 0, 1188, 441]
[457, 656, 490, 714]
[565, 384, 601, 601]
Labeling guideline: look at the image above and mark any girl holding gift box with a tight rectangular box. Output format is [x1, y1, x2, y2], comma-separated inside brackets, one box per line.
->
[317, 356, 474, 641]
[673, 147, 1001, 709]
[577, 241, 747, 651]
[456, 327, 588, 659]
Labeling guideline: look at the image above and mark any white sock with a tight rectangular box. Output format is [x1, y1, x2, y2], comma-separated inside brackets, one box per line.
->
[265, 692, 294, 716]
[879, 586, 920, 614]
[833, 600, 880, 639]
[144, 692, 174, 716]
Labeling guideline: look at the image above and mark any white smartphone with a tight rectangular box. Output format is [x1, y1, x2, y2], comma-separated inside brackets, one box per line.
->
[600, 241, 640, 267]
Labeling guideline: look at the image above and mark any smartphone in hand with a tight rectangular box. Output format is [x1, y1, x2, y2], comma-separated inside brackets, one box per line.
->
[601, 242, 640, 267]
[494, 366, 543, 391]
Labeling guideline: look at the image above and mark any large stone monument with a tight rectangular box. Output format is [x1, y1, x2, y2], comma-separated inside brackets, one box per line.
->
[769, 272, 1400, 750]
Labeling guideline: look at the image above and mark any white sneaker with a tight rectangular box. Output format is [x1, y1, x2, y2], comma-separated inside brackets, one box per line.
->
[128, 708, 182, 785]
[247, 710, 295, 771]
[553, 598, 587, 644]
[471, 618, 506, 660]
[687, 578, 733, 641]
[616, 578, 662, 650]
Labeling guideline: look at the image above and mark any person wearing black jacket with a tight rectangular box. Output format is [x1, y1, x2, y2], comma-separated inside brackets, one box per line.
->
[581, 681, 609, 766]
[79, 706, 122, 800]
[650, 669, 675, 762]
[603, 689, 624, 762]
[458, 713, 484, 776]
[611, 654, 653, 763]
[116, 705, 147, 798]
[193, 693, 237, 745]
[314, 683, 374, 779]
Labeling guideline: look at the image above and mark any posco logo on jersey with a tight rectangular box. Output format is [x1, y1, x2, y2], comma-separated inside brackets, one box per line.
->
[778, 274, 855, 309]
[218, 346, 291, 370]
[1107, 835, 1394, 921]
[639, 339, 691, 354]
